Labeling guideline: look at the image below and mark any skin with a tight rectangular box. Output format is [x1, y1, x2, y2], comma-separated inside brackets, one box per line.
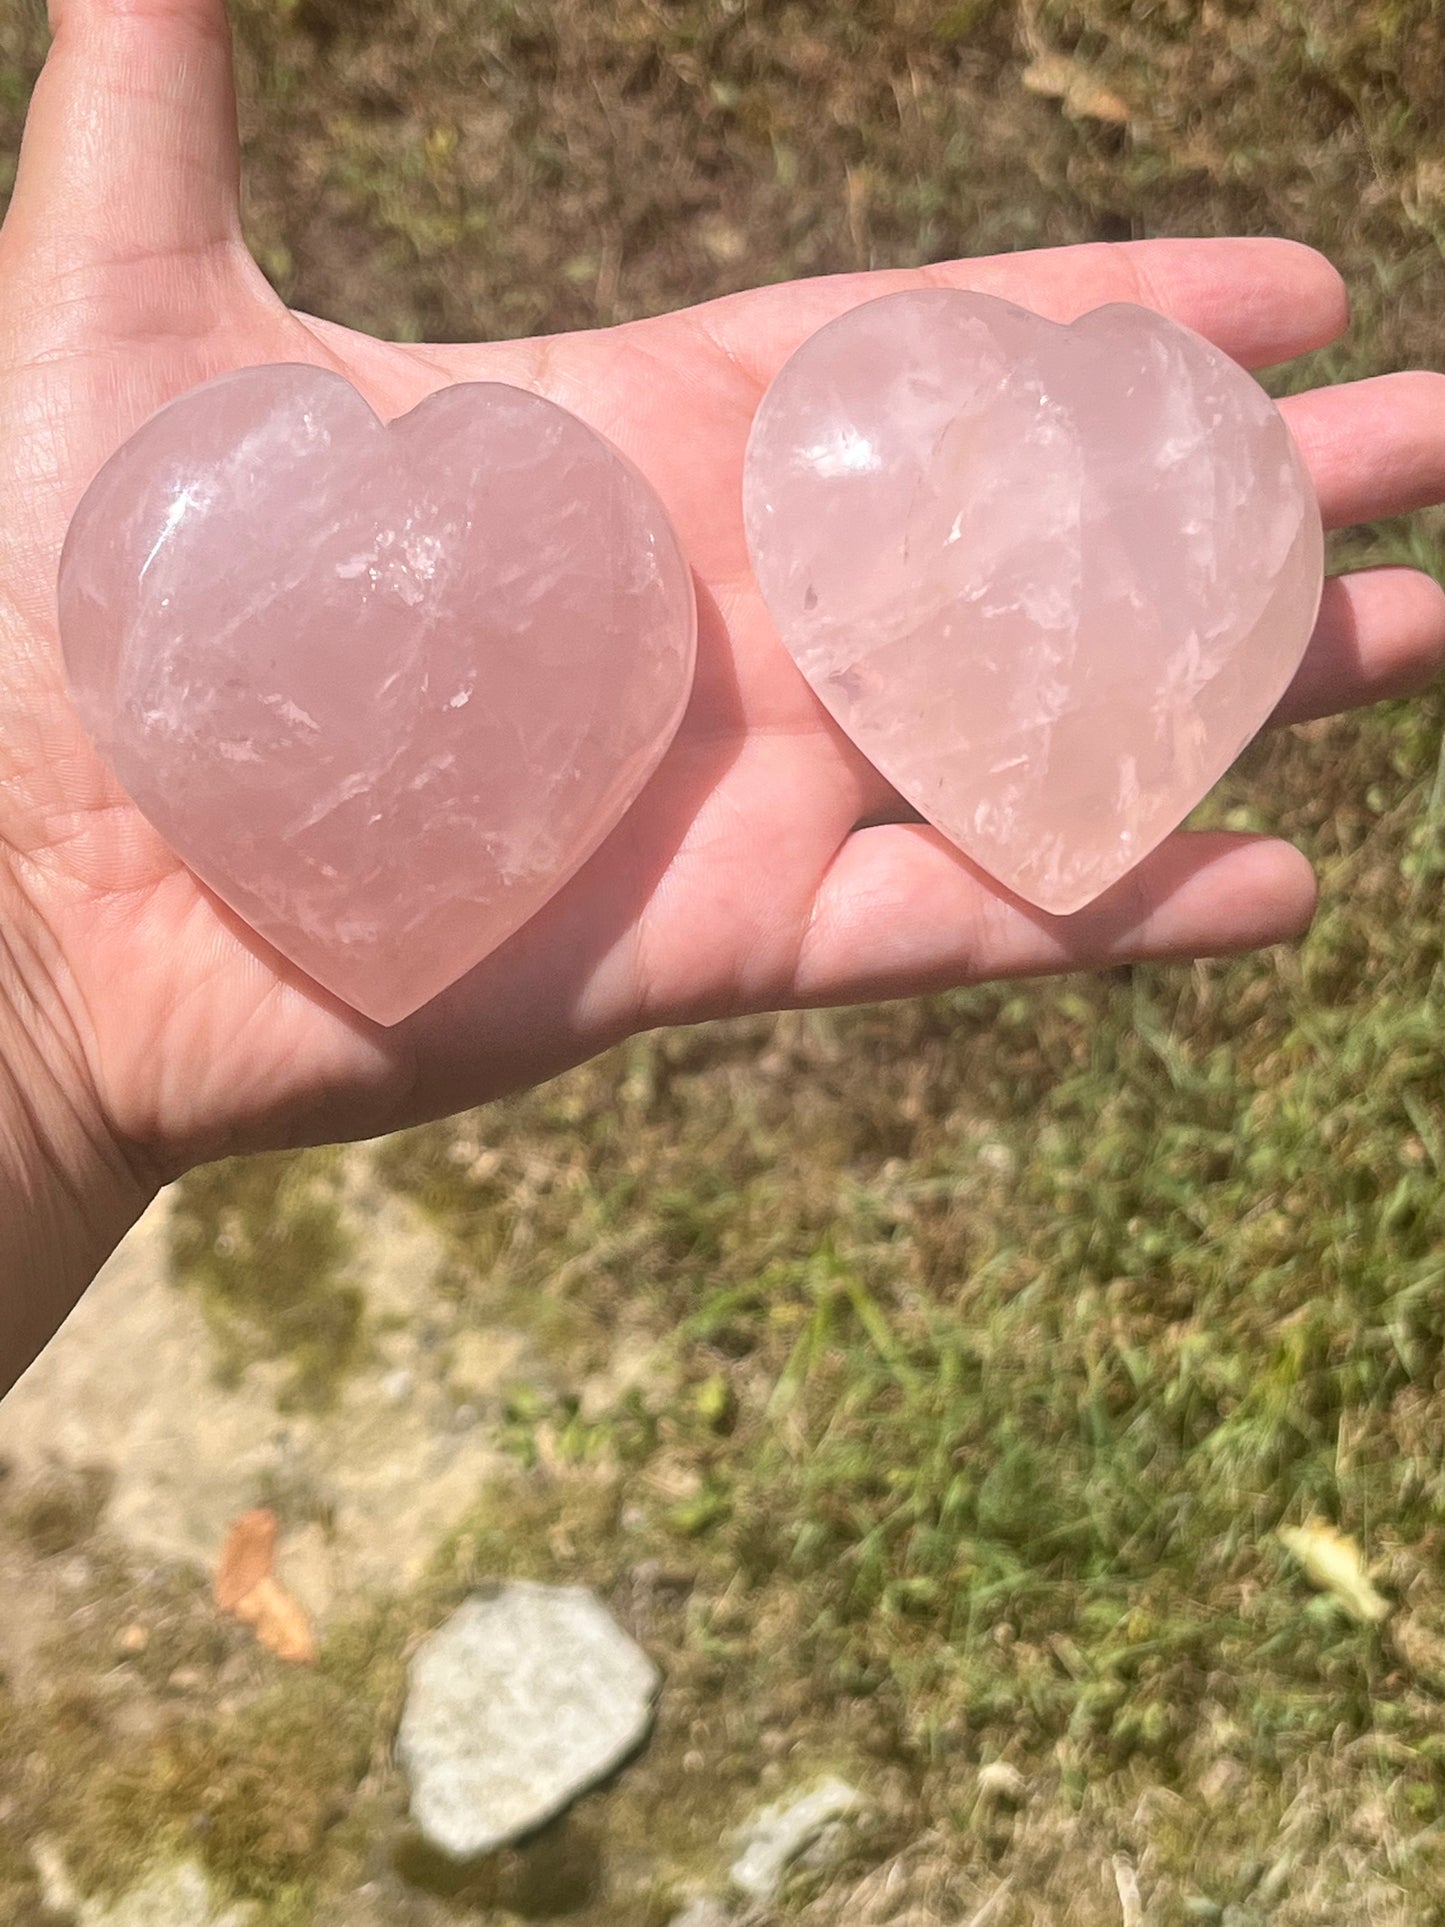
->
[2, 0, 1444, 1390]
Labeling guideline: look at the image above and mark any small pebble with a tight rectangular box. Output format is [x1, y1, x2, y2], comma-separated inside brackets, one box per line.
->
[729, 1776, 862, 1901]
[669, 1900, 731, 1927]
[976, 1761, 1028, 1804]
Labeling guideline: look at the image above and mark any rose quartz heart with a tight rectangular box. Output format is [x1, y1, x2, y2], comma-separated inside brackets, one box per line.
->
[743, 291, 1323, 913]
[59, 366, 696, 1023]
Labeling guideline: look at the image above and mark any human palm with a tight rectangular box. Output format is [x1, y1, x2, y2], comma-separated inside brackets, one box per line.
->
[2, 0, 1443, 1181]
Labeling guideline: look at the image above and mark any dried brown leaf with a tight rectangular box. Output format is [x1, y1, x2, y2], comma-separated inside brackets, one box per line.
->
[1020, 54, 1131, 124]
[214, 1507, 277, 1611]
[233, 1574, 317, 1664]
[214, 1507, 315, 1661]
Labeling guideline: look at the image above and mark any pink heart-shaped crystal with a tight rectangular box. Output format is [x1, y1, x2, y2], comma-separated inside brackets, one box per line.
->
[60, 366, 696, 1023]
[743, 291, 1323, 913]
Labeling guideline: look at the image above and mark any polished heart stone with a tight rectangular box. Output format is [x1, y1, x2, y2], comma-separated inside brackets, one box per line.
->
[59, 366, 696, 1023]
[743, 291, 1323, 914]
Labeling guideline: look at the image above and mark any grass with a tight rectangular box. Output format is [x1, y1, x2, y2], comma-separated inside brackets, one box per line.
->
[1, 0, 1444, 1921]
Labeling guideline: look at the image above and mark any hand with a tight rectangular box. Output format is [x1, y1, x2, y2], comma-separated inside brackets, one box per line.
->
[1, 0, 1442, 1367]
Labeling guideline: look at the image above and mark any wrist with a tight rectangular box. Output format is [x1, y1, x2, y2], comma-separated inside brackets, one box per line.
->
[0, 899, 154, 1392]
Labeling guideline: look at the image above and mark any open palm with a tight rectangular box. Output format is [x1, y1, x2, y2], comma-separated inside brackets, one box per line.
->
[3, 0, 1444, 1187]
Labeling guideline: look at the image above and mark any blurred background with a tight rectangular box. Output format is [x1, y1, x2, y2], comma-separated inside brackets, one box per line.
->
[0, 2, 1443, 1923]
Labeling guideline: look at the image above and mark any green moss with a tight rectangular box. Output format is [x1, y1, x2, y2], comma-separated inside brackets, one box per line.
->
[74, 1665, 383, 1909]
[168, 1149, 367, 1411]
[7, 1465, 113, 1558]
[0, 1530, 411, 1920]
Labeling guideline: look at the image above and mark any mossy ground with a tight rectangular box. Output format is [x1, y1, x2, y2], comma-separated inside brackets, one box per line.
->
[168, 1149, 367, 1412]
[1, 0, 1444, 1921]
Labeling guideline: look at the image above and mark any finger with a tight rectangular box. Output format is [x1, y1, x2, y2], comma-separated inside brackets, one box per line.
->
[1273, 567, 1445, 726]
[1279, 372, 1445, 529]
[785, 828, 1315, 1009]
[685, 237, 1349, 387]
[2, 0, 243, 278]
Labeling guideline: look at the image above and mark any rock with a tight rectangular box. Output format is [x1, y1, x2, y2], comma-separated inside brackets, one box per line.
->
[397, 1582, 660, 1860]
[32, 1836, 81, 1916]
[729, 1776, 862, 1901]
[668, 1900, 733, 1927]
[975, 1760, 1028, 1805]
[61, 1858, 257, 1927]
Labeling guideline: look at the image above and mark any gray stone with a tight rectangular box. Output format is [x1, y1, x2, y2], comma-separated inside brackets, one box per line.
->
[729, 1776, 862, 1901]
[398, 1582, 660, 1859]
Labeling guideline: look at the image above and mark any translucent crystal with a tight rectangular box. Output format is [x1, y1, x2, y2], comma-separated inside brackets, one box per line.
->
[59, 366, 696, 1022]
[743, 291, 1323, 913]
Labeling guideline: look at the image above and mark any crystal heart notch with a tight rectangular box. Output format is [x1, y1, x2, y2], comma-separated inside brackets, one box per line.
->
[743, 291, 1324, 914]
[59, 367, 697, 1024]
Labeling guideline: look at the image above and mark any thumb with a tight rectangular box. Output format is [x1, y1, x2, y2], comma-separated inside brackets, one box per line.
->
[3, 0, 244, 281]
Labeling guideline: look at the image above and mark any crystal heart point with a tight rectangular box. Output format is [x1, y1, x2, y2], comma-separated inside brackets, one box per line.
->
[744, 291, 1323, 914]
[59, 366, 696, 1023]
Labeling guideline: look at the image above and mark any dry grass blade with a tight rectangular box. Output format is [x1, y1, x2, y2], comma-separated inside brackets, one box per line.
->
[1112, 1856, 1143, 1927]
[963, 1882, 1013, 1927]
